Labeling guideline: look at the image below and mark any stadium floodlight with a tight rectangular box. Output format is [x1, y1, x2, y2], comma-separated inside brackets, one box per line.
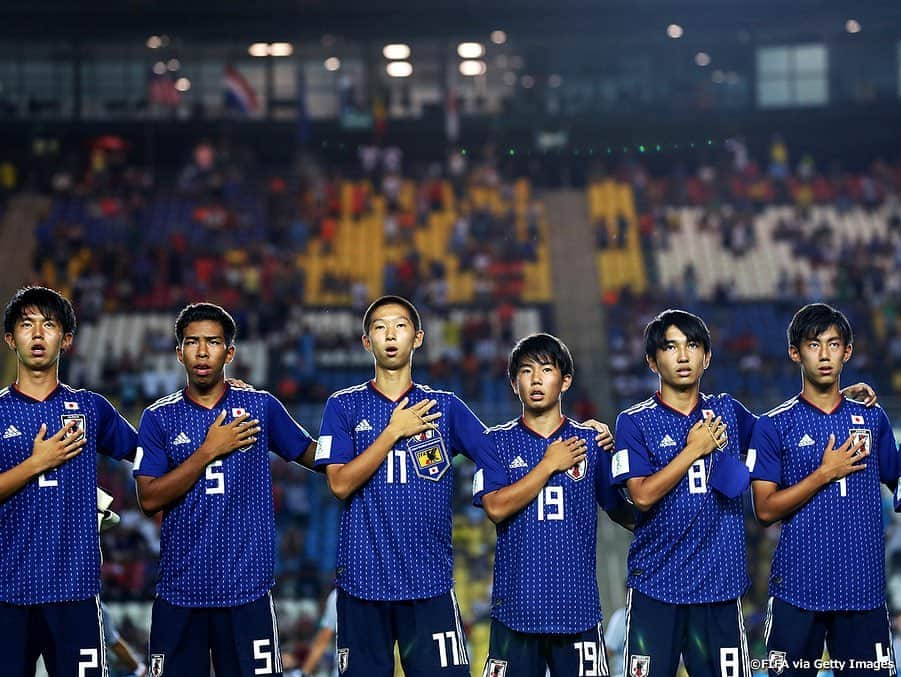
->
[694, 51, 711, 67]
[845, 19, 861, 33]
[152, 61, 167, 75]
[146, 35, 162, 49]
[386, 61, 413, 77]
[324, 57, 341, 72]
[383, 44, 411, 60]
[490, 30, 507, 45]
[270, 43, 294, 57]
[167, 59, 180, 71]
[174, 77, 191, 92]
[248, 43, 269, 57]
[457, 42, 485, 59]
[667, 24, 684, 39]
[459, 60, 487, 76]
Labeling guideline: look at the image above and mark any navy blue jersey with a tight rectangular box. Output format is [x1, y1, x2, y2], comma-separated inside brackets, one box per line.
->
[134, 385, 312, 607]
[315, 382, 505, 601]
[0, 384, 136, 604]
[476, 417, 623, 634]
[749, 396, 900, 611]
[612, 393, 755, 604]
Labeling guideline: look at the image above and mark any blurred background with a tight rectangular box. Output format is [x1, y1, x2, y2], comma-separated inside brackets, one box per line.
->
[3, 0, 901, 673]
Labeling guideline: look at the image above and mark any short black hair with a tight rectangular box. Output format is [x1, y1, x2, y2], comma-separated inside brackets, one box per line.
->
[175, 303, 237, 345]
[4, 286, 76, 335]
[507, 333, 574, 382]
[644, 309, 711, 358]
[788, 303, 853, 348]
[362, 295, 422, 334]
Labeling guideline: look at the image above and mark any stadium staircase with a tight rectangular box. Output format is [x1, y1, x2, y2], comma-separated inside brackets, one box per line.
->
[0, 194, 47, 382]
[542, 188, 631, 611]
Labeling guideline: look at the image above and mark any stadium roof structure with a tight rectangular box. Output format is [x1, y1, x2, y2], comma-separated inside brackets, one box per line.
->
[2, 0, 900, 41]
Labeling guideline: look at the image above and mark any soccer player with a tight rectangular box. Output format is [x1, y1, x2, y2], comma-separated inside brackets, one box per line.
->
[314, 295, 507, 677]
[612, 309, 756, 677]
[749, 303, 900, 676]
[133, 302, 316, 677]
[0, 286, 137, 677]
[475, 333, 631, 677]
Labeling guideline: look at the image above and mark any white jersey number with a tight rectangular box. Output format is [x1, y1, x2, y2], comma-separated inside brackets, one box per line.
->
[432, 631, 466, 667]
[688, 460, 708, 494]
[205, 461, 225, 495]
[386, 449, 408, 484]
[78, 649, 99, 677]
[253, 639, 275, 675]
[573, 641, 607, 676]
[537, 486, 565, 521]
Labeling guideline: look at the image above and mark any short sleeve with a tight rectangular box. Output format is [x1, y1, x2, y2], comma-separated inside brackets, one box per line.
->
[93, 393, 137, 461]
[445, 396, 507, 504]
[265, 393, 314, 463]
[748, 415, 783, 484]
[610, 412, 654, 487]
[134, 409, 170, 478]
[595, 443, 627, 513]
[730, 397, 758, 453]
[471, 431, 509, 508]
[314, 396, 355, 467]
[874, 407, 900, 487]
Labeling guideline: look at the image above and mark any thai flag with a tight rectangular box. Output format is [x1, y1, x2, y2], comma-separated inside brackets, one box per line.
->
[223, 65, 260, 116]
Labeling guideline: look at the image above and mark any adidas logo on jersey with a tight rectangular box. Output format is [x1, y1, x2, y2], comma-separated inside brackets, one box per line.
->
[659, 435, 677, 448]
[2, 425, 22, 439]
[173, 432, 191, 446]
[355, 419, 373, 432]
[509, 456, 527, 469]
[798, 434, 815, 447]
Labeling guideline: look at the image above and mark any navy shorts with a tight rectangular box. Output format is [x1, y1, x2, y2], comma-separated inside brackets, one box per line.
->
[148, 591, 282, 677]
[482, 617, 609, 677]
[763, 597, 895, 677]
[0, 596, 107, 677]
[335, 588, 470, 677]
[623, 588, 750, 677]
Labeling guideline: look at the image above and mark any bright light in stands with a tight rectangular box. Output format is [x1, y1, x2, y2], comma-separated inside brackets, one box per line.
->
[166, 59, 180, 71]
[382, 44, 411, 60]
[503, 71, 517, 86]
[248, 43, 269, 57]
[174, 77, 191, 92]
[694, 51, 711, 67]
[270, 43, 294, 57]
[491, 30, 507, 45]
[521, 74, 535, 88]
[548, 74, 563, 88]
[459, 60, 487, 76]
[146, 35, 162, 49]
[666, 24, 684, 39]
[386, 61, 413, 77]
[152, 61, 167, 75]
[457, 42, 485, 59]
[845, 19, 861, 33]
[324, 57, 341, 71]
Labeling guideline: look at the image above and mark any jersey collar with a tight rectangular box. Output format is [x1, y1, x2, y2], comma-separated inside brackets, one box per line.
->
[368, 379, 415, 404]
[654, 391, 703, 417]
[9, 382, 63, 403]
[798, 393, 845, 415]
[519, 416, 568, 440]
[183, 383, 230, 410]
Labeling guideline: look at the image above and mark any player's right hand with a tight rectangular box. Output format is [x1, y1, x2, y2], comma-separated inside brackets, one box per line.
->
[542, 436, 588, 472]
[388, 397, 442, 440]
[686, 416, 726, 458]
[202, 410, 261, 459]
[30, 420, 86, 473]
[818, 433, 868, 481]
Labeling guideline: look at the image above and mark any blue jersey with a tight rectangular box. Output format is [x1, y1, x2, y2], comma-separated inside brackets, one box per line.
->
[612, 392, 755, 604]
[0, 384, 136, 604]
[475, 417, 623, 634]
[749, 396, 900, 611]
[134, 385, 312, 608]
[315, 381, 505, 601]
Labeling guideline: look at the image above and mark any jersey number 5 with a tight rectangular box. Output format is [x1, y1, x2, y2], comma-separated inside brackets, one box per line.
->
[206, 461, 225, 495]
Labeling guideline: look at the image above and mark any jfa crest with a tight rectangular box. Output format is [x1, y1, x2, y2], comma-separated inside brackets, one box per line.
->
[767, 650, 787, 675]
[630, 654, 651, 677]
[566, 458, 588, 481]
[337, 648, 350, 673]
[849, 428, 871, 457]
[60, 413, 86, 442]
[407, 428, 450, 481]
[150, 654, 165, 677]
[485, 658, 508, 677]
